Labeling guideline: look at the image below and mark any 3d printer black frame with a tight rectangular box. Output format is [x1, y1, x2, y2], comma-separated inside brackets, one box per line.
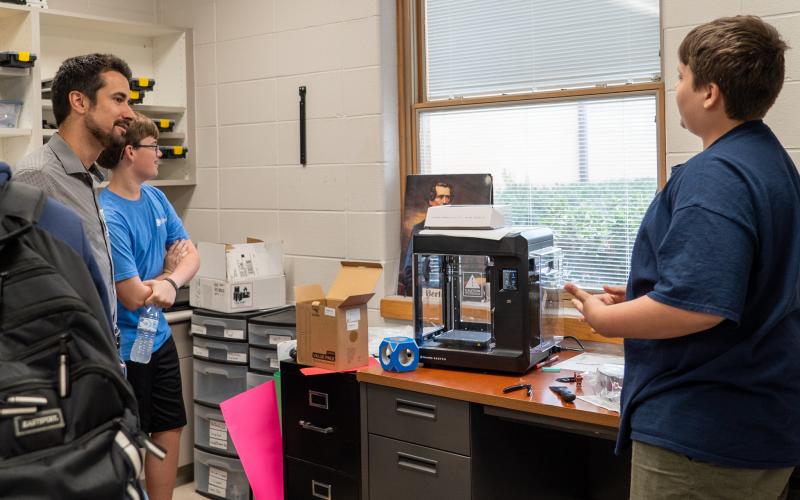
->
[412, 228, 558, 374]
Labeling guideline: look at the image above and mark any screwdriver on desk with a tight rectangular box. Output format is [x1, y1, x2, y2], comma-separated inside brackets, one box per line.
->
[503, 383, 532, 397]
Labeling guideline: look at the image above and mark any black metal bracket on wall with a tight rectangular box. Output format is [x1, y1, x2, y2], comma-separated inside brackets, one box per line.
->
[299, 86, 307, 166]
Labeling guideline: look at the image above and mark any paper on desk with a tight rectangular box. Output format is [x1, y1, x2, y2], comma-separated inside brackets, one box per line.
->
[554, 352, 624, 373]
[577, 394, 620, 414]
[220, 381, 282, 500]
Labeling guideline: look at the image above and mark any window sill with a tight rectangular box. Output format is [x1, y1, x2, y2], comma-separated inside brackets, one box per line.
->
[379, 295, 622, 345]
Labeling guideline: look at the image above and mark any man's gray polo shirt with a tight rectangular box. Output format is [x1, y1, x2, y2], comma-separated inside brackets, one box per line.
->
[14, 133, 118, 332]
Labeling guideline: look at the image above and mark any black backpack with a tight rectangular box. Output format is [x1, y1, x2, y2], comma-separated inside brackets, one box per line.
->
[0, 181, 164, 499]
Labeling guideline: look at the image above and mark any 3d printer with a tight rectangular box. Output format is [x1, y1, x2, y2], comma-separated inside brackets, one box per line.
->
[412, 227, 564, 374]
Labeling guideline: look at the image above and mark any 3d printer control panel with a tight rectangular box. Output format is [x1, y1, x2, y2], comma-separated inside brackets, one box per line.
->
[501, 268, 518, 291]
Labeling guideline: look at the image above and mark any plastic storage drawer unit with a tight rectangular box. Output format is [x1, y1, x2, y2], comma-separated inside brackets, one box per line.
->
[246, 371, 273, 390]
[249, 346, 279, 374]
[194, 403, 238, 457]
[193, 358, 248, 407]
[191, 309, 268, 343]
[194, 448, 249, 500]
[193, 337, 248, 365]
[248, 307, 296, 349]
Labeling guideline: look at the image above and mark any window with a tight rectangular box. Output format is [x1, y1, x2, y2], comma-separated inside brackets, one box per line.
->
[401, 0, 664, 288]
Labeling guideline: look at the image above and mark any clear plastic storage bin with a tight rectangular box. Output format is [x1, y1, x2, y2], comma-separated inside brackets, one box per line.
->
[248, 307, 295, 348]
[194, 448, 249, 500]
[193, 337, 249, 365]
[0, 100, 22, 128]
[246, 371, 273, 390]
[193, 358, 248, 407]
[249, 346, 279, 374]
[194, 403, 238, 457]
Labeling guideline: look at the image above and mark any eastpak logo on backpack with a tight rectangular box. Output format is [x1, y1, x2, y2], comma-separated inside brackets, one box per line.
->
[14, 409, 65, 437]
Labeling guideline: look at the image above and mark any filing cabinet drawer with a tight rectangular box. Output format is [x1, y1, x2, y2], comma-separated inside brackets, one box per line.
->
[368, 434, 470, 500]
[367, 385, 470, 455]
[286, 457, 359, 500]
[281, 361, 360, 476]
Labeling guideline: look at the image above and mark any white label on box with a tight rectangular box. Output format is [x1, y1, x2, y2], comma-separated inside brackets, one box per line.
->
[230, 282, 253, 307]
[193, 346, 209, 358]
[324, 307, 335, 317]
[224, 329, 245, 340]
[346, 308, 361, 322]
[209, 420, 228, 440]
[347, 321, 359, 331]
[191, 324, 207, 336]
[269, 357, 280, 369]
[269, 334, 291, 345]
[209, 466, 228, 493]
[209, 437, 228, 450]
[227, 352, 247, 363]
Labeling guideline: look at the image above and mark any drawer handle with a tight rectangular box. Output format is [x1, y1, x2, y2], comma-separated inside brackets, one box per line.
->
[299, 420, 334, 434]
[311, 480, 331, 499]
[397, 452, 438, 476]
[395, 398, 437, 420]
[308, 390, 329, 410]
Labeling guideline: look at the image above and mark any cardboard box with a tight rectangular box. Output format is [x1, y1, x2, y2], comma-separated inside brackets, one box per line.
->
[295, 261, 383, 371]
[425, 204, 511, 229]
[190, 238, 286, 313]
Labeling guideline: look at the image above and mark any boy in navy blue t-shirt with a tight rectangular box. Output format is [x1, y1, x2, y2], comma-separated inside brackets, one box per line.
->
[566, 16, 799, 498]
[98, 113, 200, 500]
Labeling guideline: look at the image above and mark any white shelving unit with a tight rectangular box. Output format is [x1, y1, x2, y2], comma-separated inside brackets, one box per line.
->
[0, 5, 36, 167]
[0, 4, 196, 187]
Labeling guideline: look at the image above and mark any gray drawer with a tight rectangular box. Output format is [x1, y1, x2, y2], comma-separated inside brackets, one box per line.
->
[368, 434, 470, 500]
[367, 384, 470, 455]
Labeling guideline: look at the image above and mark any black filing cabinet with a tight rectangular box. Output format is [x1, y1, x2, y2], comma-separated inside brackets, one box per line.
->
[281, 360, 361, 499]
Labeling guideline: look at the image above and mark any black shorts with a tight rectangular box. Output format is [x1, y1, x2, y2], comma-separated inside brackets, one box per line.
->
[126, 335, 187, 434]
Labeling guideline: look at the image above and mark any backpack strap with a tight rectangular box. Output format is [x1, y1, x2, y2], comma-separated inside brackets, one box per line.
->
[0, 182, 47, 246]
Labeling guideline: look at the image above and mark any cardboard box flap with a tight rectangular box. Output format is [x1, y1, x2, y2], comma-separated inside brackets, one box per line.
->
[225, 239, 283, 280]
[196, 242, 228, 280]
[197, 238, 283, 281]
[336, 293, 375, 309]
[327, 261, 383, 301]
[294, 284, 325, 303]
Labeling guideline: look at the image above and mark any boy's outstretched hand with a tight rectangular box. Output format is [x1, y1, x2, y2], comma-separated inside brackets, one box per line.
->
[564, 283, 604, 324]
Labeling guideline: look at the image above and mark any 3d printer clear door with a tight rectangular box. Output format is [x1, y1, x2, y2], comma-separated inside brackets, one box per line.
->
[414, 253, 445, 336]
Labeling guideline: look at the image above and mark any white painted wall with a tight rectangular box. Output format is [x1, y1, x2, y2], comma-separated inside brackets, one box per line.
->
[662, 0, 800, 170]
[157, 0, 401, 321]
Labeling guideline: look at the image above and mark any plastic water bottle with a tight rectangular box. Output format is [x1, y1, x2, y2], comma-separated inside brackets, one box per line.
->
[131, 305, 160, 364]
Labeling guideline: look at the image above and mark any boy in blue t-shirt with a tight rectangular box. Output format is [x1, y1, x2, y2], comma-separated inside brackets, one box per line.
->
[98, 113, 199, 500]
[566, 16, 798, 498]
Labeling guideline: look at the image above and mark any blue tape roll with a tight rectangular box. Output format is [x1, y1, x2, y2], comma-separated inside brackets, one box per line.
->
[378, 336, 419, 372]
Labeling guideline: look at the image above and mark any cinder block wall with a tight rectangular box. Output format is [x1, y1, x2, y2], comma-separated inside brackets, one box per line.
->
[157, 0, 401, 321]
[662, 0, 800, 170]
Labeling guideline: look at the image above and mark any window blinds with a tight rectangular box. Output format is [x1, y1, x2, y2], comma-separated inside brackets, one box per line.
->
[425, 0, 660, 100]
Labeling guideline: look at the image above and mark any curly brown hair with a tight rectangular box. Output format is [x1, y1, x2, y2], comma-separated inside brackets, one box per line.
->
[678, 16, 788, 121]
